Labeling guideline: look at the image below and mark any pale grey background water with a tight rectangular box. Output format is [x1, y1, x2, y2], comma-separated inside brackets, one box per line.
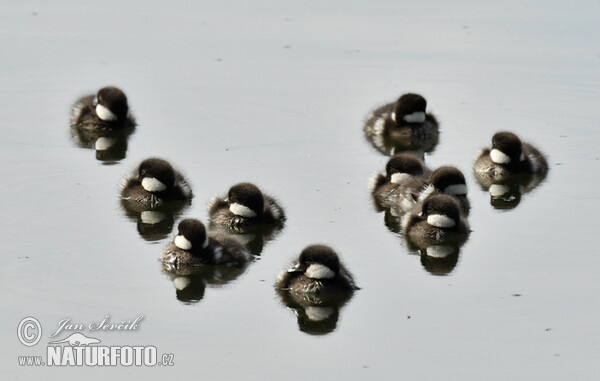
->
[1, 0, 599, 379]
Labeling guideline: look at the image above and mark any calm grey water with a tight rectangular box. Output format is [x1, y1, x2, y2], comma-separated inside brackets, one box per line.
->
[2, 1, 599, 379]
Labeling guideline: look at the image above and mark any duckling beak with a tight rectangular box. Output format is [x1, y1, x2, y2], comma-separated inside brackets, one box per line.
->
[287, 263, 303, 273]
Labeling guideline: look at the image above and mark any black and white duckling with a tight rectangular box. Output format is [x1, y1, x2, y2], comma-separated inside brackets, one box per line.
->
[474, 131, 548, 180]
[276, 245, 358, 295]
[365, 93, 439, 140]
[161, 219, 252, 267]
[371, 154, 429, 208]
[208, 182, 285, 231]
[396, 166, 470, 215]
[401, 194, 470, 247]
[71, 86, 135, 129]
[121, 158, 193, 207]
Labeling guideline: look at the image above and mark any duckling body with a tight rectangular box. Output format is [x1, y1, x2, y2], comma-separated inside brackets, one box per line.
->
[161, 219, 252, 267]
[121, 158, 193, 207]
[402, 195, 470, 247]
[276, 245, 357, 295]
[364, 93, 439, 150]
[474, 131, 548, 180]
[371, 154, 430, 208]
[208, 183, 285, 231]
[71, 86, 135, 130]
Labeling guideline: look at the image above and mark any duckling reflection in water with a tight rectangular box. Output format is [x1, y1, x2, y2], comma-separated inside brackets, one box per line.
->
[162, 261, 250, 305]
[120, 199, 190, 241]
[69, 124, 135, 163]
[276, 285, 354, 336]
[364, 93, 439, 156]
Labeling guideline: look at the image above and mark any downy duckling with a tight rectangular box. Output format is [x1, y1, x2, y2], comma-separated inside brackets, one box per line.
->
[121, 158, 193, 207]
[276, 245, 358, 295]
[208, 182, 285, 231]
[395, 166, 470, 215]
[161, 219, 252, 267]
[474, 131, 548, 180]
[402, 194, 470, 247]
[371, 154, 429, 208]
[71, 86, 135, 129]
[365, 93, 439, 143]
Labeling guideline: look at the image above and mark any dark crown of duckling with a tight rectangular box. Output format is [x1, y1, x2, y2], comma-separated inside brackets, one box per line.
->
[393, 93, 427, 124]
[386, 154, 425, 183]
[294, 245, 341, 280]
[490, 131, 524, 167]
[95, 86, 129, 122]
[420, 194, 462, 229]
[429, 166, 468, 197]
[228, 183, 265, 218]
[174, 219, 208, 253]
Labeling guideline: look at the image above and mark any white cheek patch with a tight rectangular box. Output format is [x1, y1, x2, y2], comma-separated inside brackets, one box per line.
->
[305, 307, 334, 321]
[142, 177, 167, 193]
[94, 137, 116, 151]
[305, 264, 335, 279]
[403, 111, 426, 123]
[390, 172, 412, 184]
[490, 149, 511, 164]
[444, 184, 468, 196]
[229, 203, 257, 218]
[95, 104, 118, 121]
[489, 184, 510, 197]
[426, 245, 454, 258]
[140, 210, 166, 224]
[427, 214, 456, 228]
[175, 235, 192, 250]
[173, 277, 191, 290]
[390, 111, 396, 121]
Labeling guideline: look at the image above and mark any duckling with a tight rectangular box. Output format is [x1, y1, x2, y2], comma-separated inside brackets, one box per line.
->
[474, 131, 548, 180]
[71, 86, 135, 129]
[365, 93, 439, 144]
[208, 182, 285, 231]
[161, 219, 252, 267]
[276, 245, 358, 295]
[371, 154, 429, 208]
[402, 194, 470, 247]
[121, 158, 193, 207]
[396, 166, 470, 215]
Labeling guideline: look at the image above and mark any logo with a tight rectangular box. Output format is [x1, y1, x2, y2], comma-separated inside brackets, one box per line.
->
[17, 316, 175, 367]
[48, 333, 101, 346]
[17, 317, 42, 347]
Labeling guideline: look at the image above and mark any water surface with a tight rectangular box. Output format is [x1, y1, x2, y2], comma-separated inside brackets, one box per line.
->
[1, 1, 599, 379]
